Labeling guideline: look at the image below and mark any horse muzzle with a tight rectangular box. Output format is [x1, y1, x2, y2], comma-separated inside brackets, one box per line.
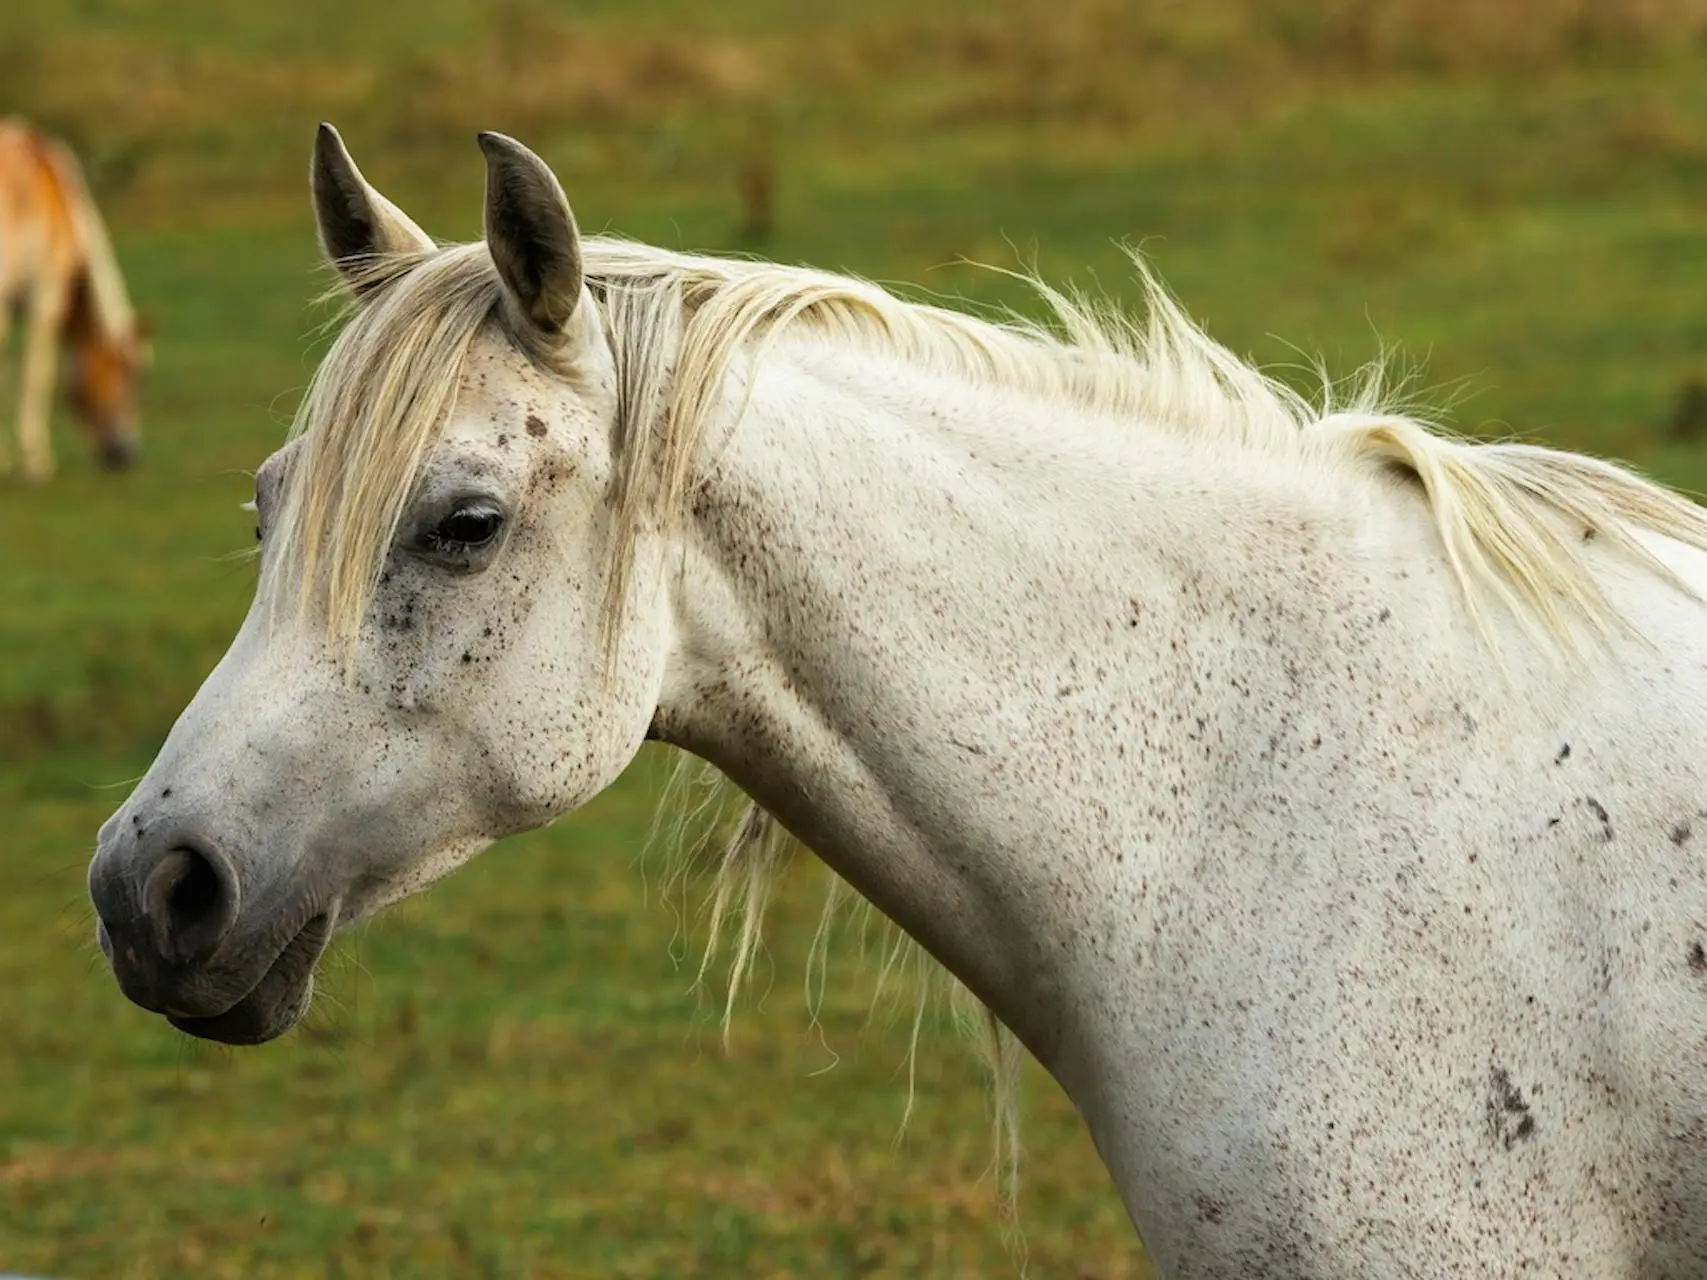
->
[98, 435, 138, 469]
[88, 822, 334, 1045]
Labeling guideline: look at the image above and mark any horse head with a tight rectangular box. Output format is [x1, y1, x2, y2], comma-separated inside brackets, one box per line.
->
[66, 291, 151, 469]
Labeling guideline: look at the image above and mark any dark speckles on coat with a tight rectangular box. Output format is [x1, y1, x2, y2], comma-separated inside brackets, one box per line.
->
[382, 592, 421, 634]
[1487, 1068, 1537, 1150]
[1585, 796, 1613, 843]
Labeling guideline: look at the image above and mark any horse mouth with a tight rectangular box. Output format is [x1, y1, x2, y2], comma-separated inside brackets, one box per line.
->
[168, 912, 333, 1045]
[98, 436, 137, 470]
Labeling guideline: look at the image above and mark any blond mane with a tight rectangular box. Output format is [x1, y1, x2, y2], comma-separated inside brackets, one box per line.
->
[273, 235, 1707, 658]
[272, 238, 1359, 649]
[268, 235, 1707, 1210]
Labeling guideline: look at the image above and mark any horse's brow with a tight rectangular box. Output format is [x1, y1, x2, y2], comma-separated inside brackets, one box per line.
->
[419, 450, 502, 484]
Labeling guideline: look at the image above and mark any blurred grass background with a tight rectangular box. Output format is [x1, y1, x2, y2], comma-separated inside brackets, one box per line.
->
[4, 1, 1707, 1275]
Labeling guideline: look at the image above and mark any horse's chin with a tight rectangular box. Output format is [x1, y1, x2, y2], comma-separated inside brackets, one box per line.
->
[168, 913, 330, 1045]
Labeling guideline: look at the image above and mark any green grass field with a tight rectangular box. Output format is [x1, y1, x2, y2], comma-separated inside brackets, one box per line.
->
[6, 2, 1707, 1275]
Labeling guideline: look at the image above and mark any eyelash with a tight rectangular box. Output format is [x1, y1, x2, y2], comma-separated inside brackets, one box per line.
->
[421, 504, 505, 555]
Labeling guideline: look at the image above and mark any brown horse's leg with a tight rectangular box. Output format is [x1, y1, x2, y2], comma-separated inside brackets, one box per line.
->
[18, 281, 65, 484]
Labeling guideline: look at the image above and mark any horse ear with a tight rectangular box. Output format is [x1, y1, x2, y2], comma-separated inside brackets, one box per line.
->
[477, 131, 584, 335]
[311, 123, 433, 291]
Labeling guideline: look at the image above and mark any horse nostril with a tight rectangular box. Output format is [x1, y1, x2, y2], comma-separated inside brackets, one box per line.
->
[143, 844, 239, 966]
[169, 850, 219, 922]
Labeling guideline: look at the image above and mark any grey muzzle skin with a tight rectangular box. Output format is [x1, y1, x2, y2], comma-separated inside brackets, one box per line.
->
[88, 816, 330, 1046]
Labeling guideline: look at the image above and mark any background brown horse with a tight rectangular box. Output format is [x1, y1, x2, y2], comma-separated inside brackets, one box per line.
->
[0, 117, 149, 481]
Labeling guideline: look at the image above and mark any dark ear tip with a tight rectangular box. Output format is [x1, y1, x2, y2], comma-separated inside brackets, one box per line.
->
[313, 124, 349, 178]
[476, 131, 530, 164]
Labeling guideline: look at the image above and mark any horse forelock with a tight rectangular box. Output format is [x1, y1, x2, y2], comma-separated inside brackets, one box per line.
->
[264, 243, 505, 650]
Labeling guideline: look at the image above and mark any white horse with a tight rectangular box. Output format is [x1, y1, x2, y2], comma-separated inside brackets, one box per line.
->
[89, 124, 1707, 1277]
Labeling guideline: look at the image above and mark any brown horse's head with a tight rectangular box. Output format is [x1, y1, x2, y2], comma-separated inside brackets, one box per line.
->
[65, 278, 151, 469]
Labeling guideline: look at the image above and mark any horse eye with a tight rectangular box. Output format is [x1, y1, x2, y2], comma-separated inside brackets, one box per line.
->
[423, 503, 504, 554]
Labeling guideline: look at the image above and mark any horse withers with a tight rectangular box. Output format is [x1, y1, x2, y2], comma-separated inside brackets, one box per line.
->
[0, 119, 149, 481]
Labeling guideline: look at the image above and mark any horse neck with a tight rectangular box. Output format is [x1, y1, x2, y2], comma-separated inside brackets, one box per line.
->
[45, 143, 134, 343]
[63, 270, 103, 346]
[647, 332, 1382, 1058]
